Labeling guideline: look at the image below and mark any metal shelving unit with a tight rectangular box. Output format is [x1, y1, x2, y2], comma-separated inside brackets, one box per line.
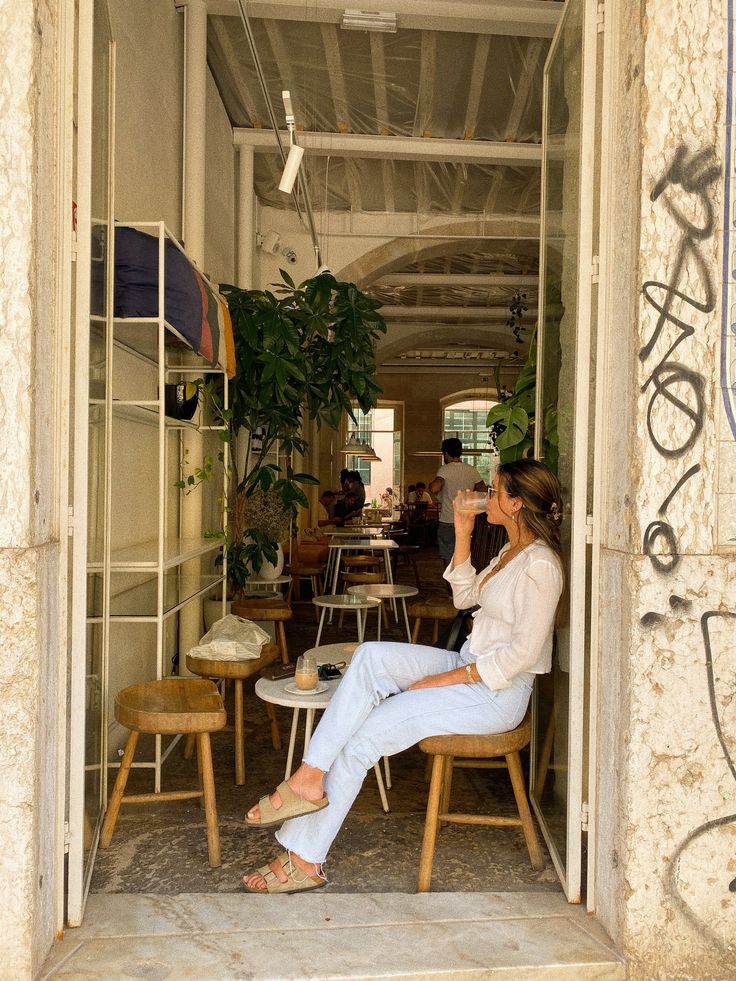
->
[90, 221, 229, 790]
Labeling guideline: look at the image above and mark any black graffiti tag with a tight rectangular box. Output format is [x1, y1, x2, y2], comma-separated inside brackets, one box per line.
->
[640, 145, 718, 575]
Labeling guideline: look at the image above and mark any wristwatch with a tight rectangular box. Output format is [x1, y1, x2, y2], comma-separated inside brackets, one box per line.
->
[464, 663, 477, 684]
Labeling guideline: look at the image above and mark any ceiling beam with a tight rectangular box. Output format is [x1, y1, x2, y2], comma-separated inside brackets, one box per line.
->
[205, 1, 561, 37]
[381, 305, 538, 319]
[374, 274, 537, 287]
[234, 128, 542, 165]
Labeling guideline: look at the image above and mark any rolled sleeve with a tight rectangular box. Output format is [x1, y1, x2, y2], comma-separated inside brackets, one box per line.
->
[475, 560, 562, 691]
[443, 557, 480, 609]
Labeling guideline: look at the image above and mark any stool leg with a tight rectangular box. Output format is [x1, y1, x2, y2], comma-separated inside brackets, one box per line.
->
[383, 755, 392, 789]
[196, 732, 221, 867]
[417, 753, 446, 892]
[267, 703, 282, 751]
[411, 617, 421, 644]
[439, 756, 454, 818]
[506, 751, 545, 870]
[100, 730, 139, 848]
[277, 622, 289, 665]
[431, 619, 439, 644]
[182, 733, 196, 759]
[234, 678, 245, 786]
[411, 557, 421, 590]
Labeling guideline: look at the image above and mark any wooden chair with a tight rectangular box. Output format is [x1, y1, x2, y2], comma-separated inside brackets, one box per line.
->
[286, 540, 326, 611]
[392, 543, 421, 589]
[100, 678, 226, 867]
[231, 596, 292, 665]
[408, 600, 458, 644]
[186, 642, 281, 785]
[416, 711, 543, 891]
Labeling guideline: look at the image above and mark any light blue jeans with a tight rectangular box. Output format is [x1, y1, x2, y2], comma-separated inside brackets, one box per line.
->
[276, 639, 534, 864]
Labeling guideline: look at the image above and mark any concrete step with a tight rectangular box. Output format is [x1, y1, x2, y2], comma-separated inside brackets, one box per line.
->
[42, 891, 625, 979]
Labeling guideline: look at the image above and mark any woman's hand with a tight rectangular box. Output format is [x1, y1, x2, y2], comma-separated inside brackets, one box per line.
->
[406, 665, 476, 691]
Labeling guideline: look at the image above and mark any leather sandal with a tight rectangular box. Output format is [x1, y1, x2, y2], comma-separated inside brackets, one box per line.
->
[243, 850, 327, 894]
[245, 780, 329, 829]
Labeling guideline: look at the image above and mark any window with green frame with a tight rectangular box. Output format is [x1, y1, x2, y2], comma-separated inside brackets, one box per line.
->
[443, 398, 498, 482]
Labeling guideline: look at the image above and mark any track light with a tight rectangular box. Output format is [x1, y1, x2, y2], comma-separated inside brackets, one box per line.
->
[278, 90, 304, 195]
[278, 143, 304, 194]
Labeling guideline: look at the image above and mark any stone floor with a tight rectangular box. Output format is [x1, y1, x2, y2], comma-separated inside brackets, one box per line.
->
[90, 545, 562, 897]
[44, 545, 625, 979]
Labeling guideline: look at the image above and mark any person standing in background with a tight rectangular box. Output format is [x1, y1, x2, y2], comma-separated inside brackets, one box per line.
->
[348, 471, 366, 510]
[429, 438, 485, 566]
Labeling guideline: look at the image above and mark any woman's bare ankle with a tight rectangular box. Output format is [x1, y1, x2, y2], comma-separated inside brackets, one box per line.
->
[288, 763, 325, 801]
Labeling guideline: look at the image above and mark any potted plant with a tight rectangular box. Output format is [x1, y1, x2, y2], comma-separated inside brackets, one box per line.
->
[194, 269, 386, 607]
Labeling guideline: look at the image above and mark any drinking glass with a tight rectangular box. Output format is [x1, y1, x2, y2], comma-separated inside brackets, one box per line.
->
[453, 489, 488, 513]
[295, 654, 318, 690]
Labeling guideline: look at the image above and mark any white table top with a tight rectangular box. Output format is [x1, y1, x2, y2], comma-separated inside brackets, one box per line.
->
[347, 583, 419, 600]
[255, 674, 339, 709]
[327, 538, 397, 550]
[312, 593, 381, 610]
[303, 642, 358, 662]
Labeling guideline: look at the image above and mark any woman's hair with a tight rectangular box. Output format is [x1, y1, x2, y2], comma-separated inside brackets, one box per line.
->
[496, 459, 563, 560]
[497, 459, 566, 626]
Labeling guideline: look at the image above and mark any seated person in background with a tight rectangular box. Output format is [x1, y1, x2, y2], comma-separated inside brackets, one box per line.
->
[317, 490, 336, 527]
[407, 481, 431, 505]
[405, 483, 416, 503]
[348, 471, 366, 510]
[333, 491, 362, 526]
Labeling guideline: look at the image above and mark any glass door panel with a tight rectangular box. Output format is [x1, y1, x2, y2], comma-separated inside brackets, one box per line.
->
[532, 0, 597, 903]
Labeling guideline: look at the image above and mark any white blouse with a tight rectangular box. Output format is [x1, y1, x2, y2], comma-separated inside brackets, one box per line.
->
[443, 541, 563, 692]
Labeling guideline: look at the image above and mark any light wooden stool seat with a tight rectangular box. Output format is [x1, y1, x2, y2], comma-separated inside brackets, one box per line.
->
[231, 597, 292, 665]
[408, 600, 458, 644]
[342, 554, 381, 572]
[100, 678, 226, 867]
[186, 643, 281, 785]
[416, 711, 543, 891]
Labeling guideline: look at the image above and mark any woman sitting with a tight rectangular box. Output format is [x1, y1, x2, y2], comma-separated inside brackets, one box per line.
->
[242, 458, 564, 893]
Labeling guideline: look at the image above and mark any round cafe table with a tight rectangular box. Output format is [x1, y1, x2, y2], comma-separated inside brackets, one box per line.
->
[348, 583, 419, 641]
[312, 593, 381, 646]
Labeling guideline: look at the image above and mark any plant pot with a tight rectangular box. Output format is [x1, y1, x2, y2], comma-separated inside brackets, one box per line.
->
[257, 543, 285, 580]
[164, 383, 198, 420]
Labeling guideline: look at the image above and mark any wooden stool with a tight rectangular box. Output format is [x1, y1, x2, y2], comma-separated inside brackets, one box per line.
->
[231, 597, 292, 665]
[342, 555, 381, 572]
[100, 678, 226, 867]
[416, 711, 543, 891]
[186, 643, 281, 785]
[408, 600, 458, 644]
[287, 562, 325, 611]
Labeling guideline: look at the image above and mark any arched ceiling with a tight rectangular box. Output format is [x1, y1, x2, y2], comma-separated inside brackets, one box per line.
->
[202, 0, 564, 371]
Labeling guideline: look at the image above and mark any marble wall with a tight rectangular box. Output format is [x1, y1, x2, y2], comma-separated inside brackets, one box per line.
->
[0, 0, 62, 977]
[598, 0, 735, 976]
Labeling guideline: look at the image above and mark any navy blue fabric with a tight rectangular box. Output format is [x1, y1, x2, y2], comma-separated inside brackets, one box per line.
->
[114, 226, 202, 352]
